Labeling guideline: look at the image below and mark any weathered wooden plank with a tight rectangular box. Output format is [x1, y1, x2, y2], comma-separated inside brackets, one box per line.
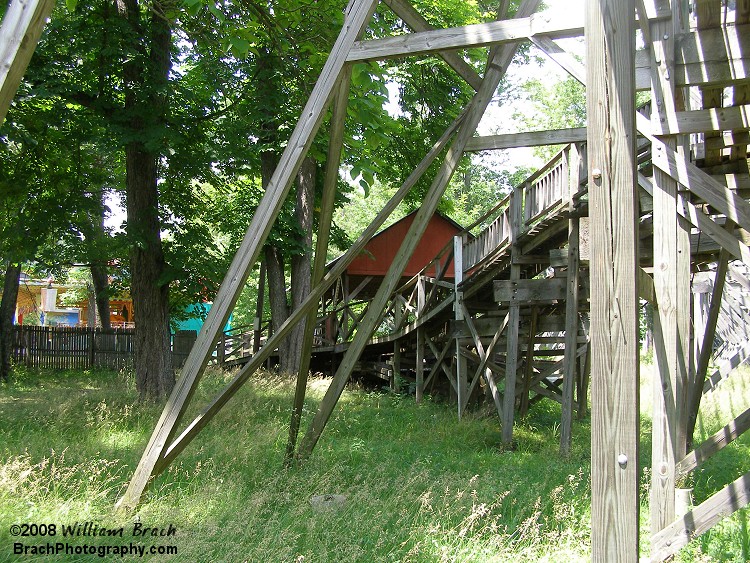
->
[529, 34, 586, 84]
[703, 341, 750, 392]
[0, 0, 55, 124]
[650, 471, 750, 562]
[685, 248, 730, 453]
[475, 312, 509, 420]
[638, 172, 750, 266]
[649, 132, 750, 234]
[346, 10, 582, 63]
[117, 0, 382, 510]
[676, 406, 750, 481]
[464, 127, 587, 152]
[709, 173, 750, 193]
[415, 276, 425, 402]
[649, 0, 691, 539]
[587, 0, 640, 559]
[502, 186, 523, 447]
[560, 169, 580, 455]
[703, 131, 750, 151]
[454, 235, 467, 416]
[638, 268, 656, 304]
[381, 0, 482, 91]
[425, 337, 457, 391]
[494, 277, 566, 302]
[286, 69, 353, 464]
[651, 105, 750, 136]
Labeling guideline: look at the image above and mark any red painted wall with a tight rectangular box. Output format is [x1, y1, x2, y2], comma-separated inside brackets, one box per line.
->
[346, 213, 462, 279]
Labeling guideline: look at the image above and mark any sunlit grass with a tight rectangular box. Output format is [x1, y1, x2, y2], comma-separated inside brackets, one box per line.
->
[0, 364, 748, 561]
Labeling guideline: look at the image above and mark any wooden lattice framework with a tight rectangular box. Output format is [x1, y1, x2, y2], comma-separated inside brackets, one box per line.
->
[3, 0, 750, 560]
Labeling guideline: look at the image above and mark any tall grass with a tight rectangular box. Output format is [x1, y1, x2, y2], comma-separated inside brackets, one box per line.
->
[0, 364, 748, 561]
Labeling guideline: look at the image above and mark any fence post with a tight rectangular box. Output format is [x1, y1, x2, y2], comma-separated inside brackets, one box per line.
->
[88, 327, 96, 368]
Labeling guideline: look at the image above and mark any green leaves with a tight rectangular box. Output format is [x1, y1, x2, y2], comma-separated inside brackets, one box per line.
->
[183, 0, 203, 17]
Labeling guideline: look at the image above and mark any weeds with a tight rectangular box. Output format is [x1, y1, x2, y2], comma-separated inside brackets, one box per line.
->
[0, 366, 748, 561]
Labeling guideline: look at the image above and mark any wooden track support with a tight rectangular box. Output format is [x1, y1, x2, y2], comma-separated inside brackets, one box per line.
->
[285, 69, 353, 464]
[116, 0, 381, 510]
[454, 236, 467, 416]
[651, 471, 750, 561]
[586, 0, 640, 559]
[501, 184, 523, 446]
[560, 142, 581, 456]
[295, 0, 543, 461]
[0, 0, 54, 124]
[649, 0, 691, 540]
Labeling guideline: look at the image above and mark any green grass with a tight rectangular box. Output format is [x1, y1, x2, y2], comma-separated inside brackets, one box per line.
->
[0, 364, 748, 561]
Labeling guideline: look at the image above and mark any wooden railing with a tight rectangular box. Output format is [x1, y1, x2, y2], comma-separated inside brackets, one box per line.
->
[462, 142, 584, 274]
[463, 194, 512, 271]
[213, 139, 588, 354]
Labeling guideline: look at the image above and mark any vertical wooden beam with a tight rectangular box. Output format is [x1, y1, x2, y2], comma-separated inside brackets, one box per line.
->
[696, 0, 724, 167]
[296, 0, 541, 461]
[732, 2, 750, 161]
[561, 145, 581, 455]
[117, 0, 379, 511]
[253, 262, 266, 354]
[0, 0, 55, 124]
[519, 306, 538, 418]
[144, 94, 470, 484]
[587, 0, 640, 560]
[415, 275, 426, 403]
[285, 70, 353, 465]
[650, 0, 691, 538]
[341, 275, 350, 341]
[577, 340, 591, 420]
[686, 248, 729, 447]
[502, 185, 523, 446]
[392, 340, 402, 392]
[454, 235, 467, 417]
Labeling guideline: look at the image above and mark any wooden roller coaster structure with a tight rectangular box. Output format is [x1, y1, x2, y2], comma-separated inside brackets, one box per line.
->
[2, 0, 750, 560]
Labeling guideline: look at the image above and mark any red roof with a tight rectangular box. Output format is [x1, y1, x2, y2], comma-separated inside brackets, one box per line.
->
[344, 211, 464, 279]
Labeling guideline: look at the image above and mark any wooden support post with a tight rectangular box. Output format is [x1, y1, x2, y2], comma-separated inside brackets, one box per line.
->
[696, 0, 723, 167]
[560, 176, 580, 455]
[296, 0, 541, 461]
[586, 0, 640, 559]
[651, 471, 750, 562]
[502, 185, 523, 446]
[686, 248, 729, 449]
[285, 69, 353, 465]
[145, 110, 467, 482]
[416, 275, 426, 403]
[117, 0, 379, 511]
[217, 332, 226, 367]
[650, 0, 691, 538]
[577, 340, 591, 420]
[392, 341, 402, 392]
[0, 0, 55, 124]
[519, 306, 537, 418]
[454, 235, 467, 417]
[253, 262, 266, 354]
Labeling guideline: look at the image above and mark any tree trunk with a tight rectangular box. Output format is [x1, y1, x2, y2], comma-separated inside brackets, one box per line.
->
[90, 262, 110, 329]
[265, 245, 292, 372]
[289, 156, 316, 375]
[0, 263, 21, 381]
[119, 0, 174, 401]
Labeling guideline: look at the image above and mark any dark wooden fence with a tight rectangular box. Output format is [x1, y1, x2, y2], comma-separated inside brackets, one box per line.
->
[11, 326, 198, 371]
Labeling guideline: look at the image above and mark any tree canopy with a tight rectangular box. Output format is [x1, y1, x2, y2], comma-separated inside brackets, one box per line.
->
[0, 0, 530, 390]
